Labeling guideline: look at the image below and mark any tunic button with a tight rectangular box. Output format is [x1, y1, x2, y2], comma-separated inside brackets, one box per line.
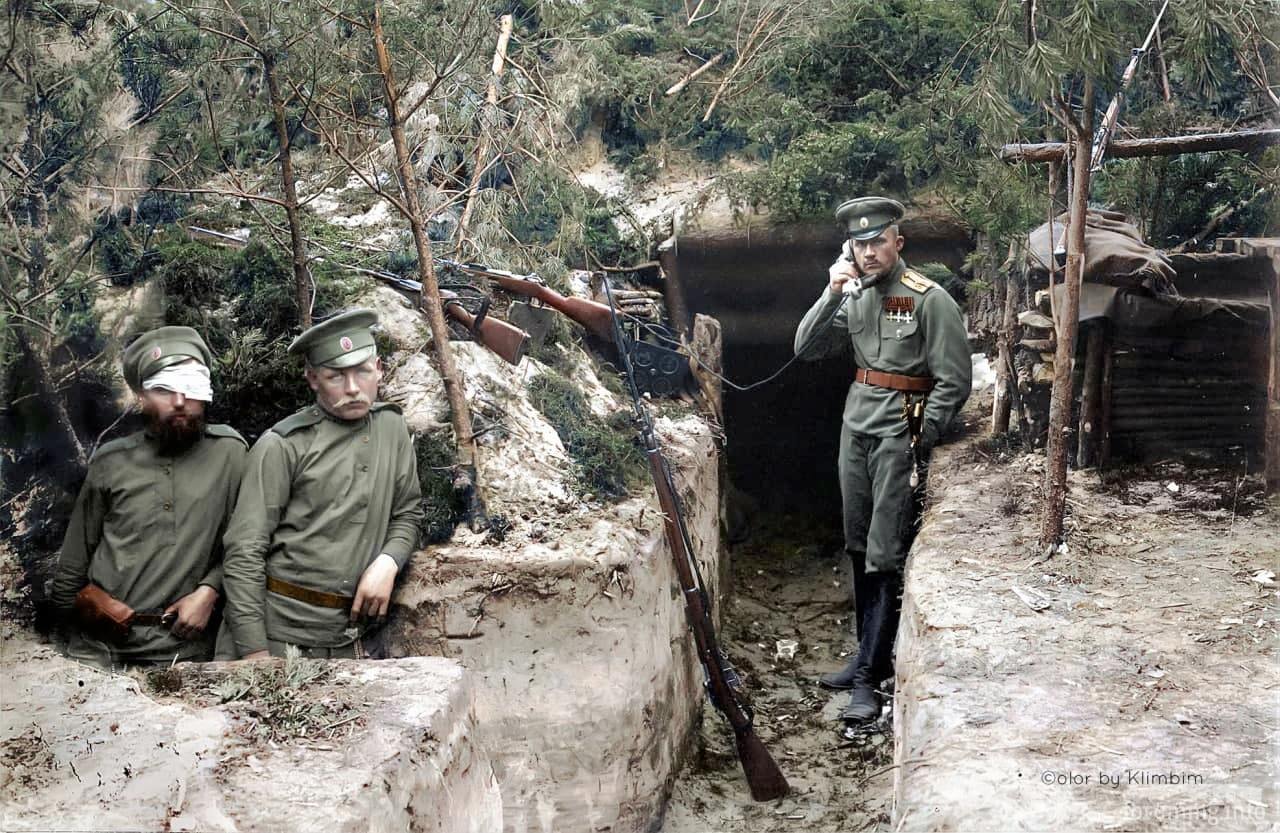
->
[362, 436, 369, 443]
[163, 502, 172, 511]
[361, 464, 369, 472]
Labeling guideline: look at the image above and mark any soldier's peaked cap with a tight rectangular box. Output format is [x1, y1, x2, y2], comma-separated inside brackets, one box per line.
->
[289, 308, 379, 369]
[836, 196, 905, 240]
[122, 326, 212, 391]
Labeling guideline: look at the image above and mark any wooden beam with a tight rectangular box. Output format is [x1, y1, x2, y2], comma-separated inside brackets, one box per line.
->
[1000, 128, 1280, 164]
[1076, 323, 1106, 469]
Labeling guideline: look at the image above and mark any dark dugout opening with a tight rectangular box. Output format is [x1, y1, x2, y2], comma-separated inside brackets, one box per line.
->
[674, 219, 973, 520]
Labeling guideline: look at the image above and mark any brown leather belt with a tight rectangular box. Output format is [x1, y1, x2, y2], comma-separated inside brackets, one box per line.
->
[267, 576, 353, 609]
[131, 612, 171, 627]
[855, 368, 934, 393]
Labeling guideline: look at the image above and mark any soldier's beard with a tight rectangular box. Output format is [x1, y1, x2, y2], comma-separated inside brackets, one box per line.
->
[147, 410, 206, 455]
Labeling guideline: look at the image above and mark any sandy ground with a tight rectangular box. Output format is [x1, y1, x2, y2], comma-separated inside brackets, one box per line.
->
[659, 515, 897, 832]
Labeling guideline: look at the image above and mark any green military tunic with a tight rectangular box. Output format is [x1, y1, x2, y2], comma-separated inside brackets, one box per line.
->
[222, 402, 423, 656]
[794, 259, 971, 571]
[51, 425, 248, 666]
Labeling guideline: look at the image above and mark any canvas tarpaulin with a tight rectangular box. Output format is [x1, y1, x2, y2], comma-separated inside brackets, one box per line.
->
[1026, 209, 1177, 290]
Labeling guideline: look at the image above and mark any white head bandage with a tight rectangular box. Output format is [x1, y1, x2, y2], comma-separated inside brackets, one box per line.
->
[142, 360, 213, 402]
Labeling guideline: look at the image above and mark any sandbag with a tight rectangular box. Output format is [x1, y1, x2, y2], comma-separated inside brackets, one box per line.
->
[1026, 209, 1176, 290]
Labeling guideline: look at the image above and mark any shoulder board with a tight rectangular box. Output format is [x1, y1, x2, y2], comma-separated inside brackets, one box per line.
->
[269, 407, 324, 437]
[204, 424, 248, 448]
[90, 432, 144, 462]
[901, 270, 936, 294]
[371, 401, 403, 415]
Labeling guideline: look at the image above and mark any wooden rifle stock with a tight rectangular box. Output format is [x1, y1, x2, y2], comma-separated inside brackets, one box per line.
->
[438, 260, 617, 343]
[600, 275, 789, 802]
[439, 290, 529, 365]
[359, 266, 530, 365]
[645, 446, 790, 801]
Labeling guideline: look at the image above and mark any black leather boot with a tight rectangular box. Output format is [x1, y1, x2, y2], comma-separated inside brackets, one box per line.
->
[840, 681, 880, 722]
[818, 659, 860, 690]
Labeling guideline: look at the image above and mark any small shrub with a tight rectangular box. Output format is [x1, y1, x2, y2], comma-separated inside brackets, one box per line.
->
[527, 371, 643, 498]
[414, 429, 465, 544]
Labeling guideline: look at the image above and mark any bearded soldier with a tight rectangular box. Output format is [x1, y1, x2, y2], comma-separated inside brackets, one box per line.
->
[222, 309, 423, 659]
[794, 197, 971, 727]
[51, 326, 247, 668]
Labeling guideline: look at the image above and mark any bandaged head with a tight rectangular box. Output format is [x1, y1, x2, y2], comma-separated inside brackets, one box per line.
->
[122, 326, 214, 401]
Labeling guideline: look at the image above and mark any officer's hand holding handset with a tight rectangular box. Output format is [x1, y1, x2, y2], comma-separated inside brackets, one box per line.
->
[828, 240, 865, 298]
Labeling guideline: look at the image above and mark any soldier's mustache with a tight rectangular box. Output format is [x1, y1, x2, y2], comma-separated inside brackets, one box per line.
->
[335, 394, 371, 407]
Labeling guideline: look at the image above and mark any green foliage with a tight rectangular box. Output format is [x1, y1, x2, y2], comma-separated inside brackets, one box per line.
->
[725, 122, 921, 220]
[527, 371, 643, 498]
[414, 430, 465, 544]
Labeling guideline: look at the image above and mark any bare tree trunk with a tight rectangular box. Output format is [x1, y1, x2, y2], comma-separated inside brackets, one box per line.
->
[457, 13, 513, 241]
[261, 51, 313, 329]
[370, 1, 485, 525]
[1039, 82, 1093, 553]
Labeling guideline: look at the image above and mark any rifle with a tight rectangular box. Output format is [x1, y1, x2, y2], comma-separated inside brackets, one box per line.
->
[1089, 0, 1170, 172]
[438, 259, 617, 343]
[363, 268, 530, 366]
[601, 276, 789, 802]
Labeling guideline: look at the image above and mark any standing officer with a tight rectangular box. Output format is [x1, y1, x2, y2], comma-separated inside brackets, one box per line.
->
[51, 326, 247, 668]
[794, 197, 970, 725]
[222, 309, 423, 660]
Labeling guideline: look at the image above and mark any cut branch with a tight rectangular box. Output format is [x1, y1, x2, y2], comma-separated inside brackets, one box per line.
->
[457, 13, 513, 239]
[664, 51, 726, 96]
[1000, 128, 1280, 164]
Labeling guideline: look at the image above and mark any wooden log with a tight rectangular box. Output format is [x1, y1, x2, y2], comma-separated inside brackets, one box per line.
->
[1000, 129, 1280, 165]
[689, 313, 723, 428]
[1076, 324, 1105, 468]
[1099, 336, 1115, 467]
[659, 235, 692, 340]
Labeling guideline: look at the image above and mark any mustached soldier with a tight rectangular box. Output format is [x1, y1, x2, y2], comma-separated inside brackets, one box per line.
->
[51, 326, 248, 669]
[222, 309, 424, 659]
[794, 197, 971, 726]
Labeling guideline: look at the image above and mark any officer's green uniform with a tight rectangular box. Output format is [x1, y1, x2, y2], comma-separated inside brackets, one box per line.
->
[794, 197, 970, 719]
[221, 310, 424, 658]
[51, 327, 247, 668]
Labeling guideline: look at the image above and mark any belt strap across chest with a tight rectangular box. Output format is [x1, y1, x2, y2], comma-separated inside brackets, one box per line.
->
[855, 368, 934, 392]
[267, 575, 353, 609]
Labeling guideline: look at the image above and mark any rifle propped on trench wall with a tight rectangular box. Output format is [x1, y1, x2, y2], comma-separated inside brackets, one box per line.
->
[438, 259, 617, 343]
[600, 275, 790, 802]
[357, 267, 530, 366]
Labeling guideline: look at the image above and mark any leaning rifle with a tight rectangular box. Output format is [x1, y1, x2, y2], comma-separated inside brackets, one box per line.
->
[601, 276, 789, 802]
[363, 268, 530, 366]
[438, 259, 617, 343]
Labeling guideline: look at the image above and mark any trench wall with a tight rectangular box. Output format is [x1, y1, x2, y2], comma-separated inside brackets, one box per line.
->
[389, 416, 720, 833]
[0, 644, 501, 832]
[892, 422, 1278, 831]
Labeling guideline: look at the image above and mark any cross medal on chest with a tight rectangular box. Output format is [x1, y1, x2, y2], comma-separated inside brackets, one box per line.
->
[883, 296, 915, 323]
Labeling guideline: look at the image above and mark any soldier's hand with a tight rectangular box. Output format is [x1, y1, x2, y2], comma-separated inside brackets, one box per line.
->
[164, 585, 218, 640]
[828, 241, 859, 295]
[351, 554, 399, 624]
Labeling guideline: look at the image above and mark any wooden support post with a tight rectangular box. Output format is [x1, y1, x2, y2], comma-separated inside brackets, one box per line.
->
[1099, 336, 1115, 469]
[1076, 323, 1105, 468]
[658, 234, 692, 340]
[992, 264, 1021, 435]
[1263, 247, 1280, 493]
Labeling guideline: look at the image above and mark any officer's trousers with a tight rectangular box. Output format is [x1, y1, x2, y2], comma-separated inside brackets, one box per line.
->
[838, 429, 920, 686]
